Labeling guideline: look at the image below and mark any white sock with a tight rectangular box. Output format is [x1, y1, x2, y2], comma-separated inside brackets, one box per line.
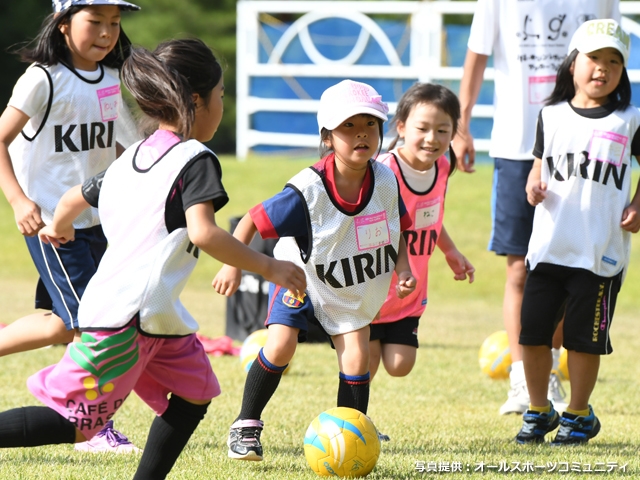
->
[510, 360, 525, 387]
[551, 348, 561, 372]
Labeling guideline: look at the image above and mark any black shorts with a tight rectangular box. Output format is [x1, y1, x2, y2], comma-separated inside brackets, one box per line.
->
[520, 263, 622, 355]
[370, 316, 419, 348]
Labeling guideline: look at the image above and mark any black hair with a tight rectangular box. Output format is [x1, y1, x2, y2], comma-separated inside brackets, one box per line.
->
[319, 116, 385, 159]
[122, 38, 223, 139]
[16, 7, 132, 70]
[545, 49, 632, 110]
[388, 83, 460, 177]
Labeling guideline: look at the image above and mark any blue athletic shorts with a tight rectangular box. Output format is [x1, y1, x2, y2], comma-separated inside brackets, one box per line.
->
[265, 283, 321, 343]
[25, 225, 107, 330]
[488, 158, 535, 256]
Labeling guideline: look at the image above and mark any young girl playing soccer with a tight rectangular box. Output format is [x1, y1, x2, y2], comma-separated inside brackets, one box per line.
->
[0, 38, 306, 479]
[213, 79, 416, 462]
[515, 18, 640, 445]
[0, 0, 140, 452]
[371, 83, 474, 405]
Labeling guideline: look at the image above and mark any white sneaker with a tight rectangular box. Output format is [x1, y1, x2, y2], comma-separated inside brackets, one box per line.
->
[499, 382, 530, 415]
[547, 373, 568, 413]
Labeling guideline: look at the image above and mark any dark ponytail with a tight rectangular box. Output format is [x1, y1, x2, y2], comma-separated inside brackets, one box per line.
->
[122, 38, 222, 138]
[16, 7, 132, 70]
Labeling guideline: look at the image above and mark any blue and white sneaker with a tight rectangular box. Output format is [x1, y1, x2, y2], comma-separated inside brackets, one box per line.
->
[551, 406, 600, 446]
[515, 406, 560, 444]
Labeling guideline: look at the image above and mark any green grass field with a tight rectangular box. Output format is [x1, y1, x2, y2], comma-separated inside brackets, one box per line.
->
[0, 160, 639, 479]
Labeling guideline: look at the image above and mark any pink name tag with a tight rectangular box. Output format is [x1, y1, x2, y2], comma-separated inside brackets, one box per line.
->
[589, 130, 627, 166]
[97, 85, 120, 122]
[354, 212, 390, 251]
[414, 198, 440, 230]
[528, 75, 556, 105]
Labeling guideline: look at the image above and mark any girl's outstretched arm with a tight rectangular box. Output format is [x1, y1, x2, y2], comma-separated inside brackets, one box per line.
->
[211, 213, 257, 296]
[621, 156, 640, 233]
[38, 185, 88, 247]
[394, 237, 416, 299]
[0, 106, 43, 236]
[437, 225, 475, 283]
[187, 204, 306, 297]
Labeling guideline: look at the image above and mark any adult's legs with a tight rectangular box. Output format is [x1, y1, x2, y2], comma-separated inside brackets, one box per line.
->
[500, 254, 530, 414]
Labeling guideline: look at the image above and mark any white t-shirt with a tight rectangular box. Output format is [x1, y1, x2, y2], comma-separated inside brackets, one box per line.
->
[467, 0, 620, 160]
[390, 148, 438, 192]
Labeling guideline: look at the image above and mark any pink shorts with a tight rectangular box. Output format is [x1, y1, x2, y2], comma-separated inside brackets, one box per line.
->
[27, 321, 220, 439]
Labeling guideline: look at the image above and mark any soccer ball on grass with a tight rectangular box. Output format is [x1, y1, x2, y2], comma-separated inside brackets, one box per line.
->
[304, 407, 380, 477]
[478, 330, 511, 380]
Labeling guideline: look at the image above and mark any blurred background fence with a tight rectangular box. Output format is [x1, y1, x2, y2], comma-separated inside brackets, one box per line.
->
[237, 1, 640, 159]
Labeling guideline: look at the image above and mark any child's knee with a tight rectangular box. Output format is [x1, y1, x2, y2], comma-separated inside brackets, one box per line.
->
[46, 315, 75, 343]
[161, 395, 210, 431]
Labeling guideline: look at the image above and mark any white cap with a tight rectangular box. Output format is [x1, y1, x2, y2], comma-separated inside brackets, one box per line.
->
[52, 0, 140, 13]
[569, 18, 630, 66]
[317, 80, 388, 133]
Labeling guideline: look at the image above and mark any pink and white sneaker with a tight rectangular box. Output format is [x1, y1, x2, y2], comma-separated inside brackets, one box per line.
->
[75, 420, 142, 454]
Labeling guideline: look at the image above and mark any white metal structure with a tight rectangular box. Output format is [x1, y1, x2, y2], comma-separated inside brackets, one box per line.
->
[236, 1, 640, 158]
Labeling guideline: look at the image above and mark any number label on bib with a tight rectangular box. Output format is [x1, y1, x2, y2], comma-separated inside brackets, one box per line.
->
[354, 212, 390, 251]
[414, 199, 440, 230]
[589, 130, 628, 167]
[97, 85, 120, 122]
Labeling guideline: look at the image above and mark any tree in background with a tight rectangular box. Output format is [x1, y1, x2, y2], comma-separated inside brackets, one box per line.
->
[0, 0, 237, 153]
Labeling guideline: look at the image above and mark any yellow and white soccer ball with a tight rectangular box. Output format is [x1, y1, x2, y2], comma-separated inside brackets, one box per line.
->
[304, 407, 380, 477]
[239, 328, 292, 374]
[554, 347, 570, 381]
[239, 329, 269, 372]
[478, 330, 511, 380]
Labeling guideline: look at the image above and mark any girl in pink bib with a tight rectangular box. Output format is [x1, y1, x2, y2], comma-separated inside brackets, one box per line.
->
[371, 84, 475, 439]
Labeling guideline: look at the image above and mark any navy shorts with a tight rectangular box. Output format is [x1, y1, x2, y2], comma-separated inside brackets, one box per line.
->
[488, 158, 535, 256]
[265, 283, 321, 343]
[520, 263, 622, 355]
[25, 225, 107, 330]
[370, 316, 419, 348]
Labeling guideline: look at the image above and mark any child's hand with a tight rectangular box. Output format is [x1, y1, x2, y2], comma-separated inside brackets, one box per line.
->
[445, 250, 475, 283]
[395, 271, 416, 299]
[621, 204, 640, 233]
[38, 223, 75, 248]
[264, 259, 307, 297]
[13, 197, 45, 237]
[212, 264, 243, 296]
[526, 180, 547, 206]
